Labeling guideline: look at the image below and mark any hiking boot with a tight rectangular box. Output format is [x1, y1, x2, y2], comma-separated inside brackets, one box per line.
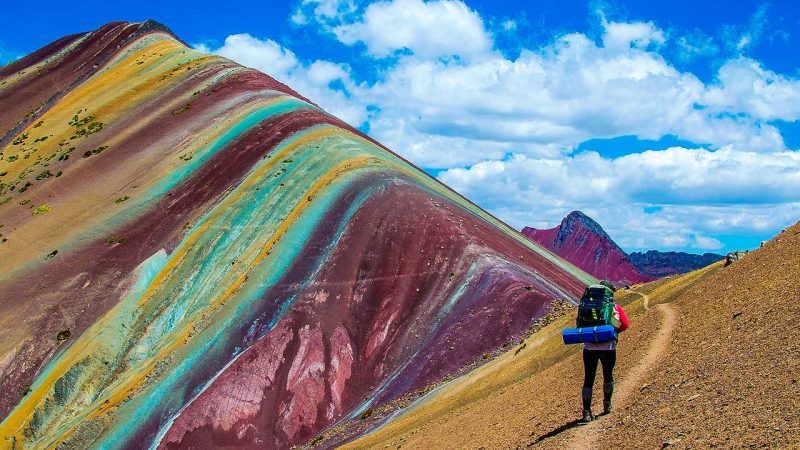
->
[602, 382, 614, 415]
[580, 386, 593, 423]
[581, 387, 592, 408]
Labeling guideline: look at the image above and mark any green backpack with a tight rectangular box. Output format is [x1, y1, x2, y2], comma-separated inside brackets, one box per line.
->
[576, 285, 615, 328]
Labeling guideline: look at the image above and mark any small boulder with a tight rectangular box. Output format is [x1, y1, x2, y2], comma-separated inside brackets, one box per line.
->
[56, 329, 71, 342]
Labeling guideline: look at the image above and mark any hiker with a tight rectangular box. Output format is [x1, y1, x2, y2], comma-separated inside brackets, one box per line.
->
[577, 280, 629, 423]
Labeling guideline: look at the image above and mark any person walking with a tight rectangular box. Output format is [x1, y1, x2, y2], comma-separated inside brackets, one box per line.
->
[578, 280, 629, 423]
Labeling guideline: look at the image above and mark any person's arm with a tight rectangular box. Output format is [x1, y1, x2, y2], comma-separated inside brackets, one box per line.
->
[615, 304, 630, 332]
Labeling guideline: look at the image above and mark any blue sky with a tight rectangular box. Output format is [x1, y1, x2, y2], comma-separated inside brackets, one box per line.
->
[2, 0, 799, 254]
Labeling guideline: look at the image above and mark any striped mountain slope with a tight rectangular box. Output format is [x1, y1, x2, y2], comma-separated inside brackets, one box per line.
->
[0, 21, 593, 449]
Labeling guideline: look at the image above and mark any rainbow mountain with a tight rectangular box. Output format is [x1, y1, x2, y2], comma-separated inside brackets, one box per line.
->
[0, 21, 593, 449]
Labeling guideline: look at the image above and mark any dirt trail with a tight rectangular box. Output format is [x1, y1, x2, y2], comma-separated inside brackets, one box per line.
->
[564, 301, 676, 450]
[635, 290, 651, 310]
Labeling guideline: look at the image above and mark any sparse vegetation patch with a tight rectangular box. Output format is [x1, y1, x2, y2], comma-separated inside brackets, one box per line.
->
[32, 204, 51, 215]
[82, 145, 108, 158]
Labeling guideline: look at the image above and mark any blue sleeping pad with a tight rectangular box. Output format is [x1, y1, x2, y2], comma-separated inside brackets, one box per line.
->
[562, 325, 617, 345]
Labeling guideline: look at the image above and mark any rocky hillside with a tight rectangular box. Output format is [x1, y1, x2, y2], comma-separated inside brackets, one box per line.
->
[0, 21, 593, 449]
[628, 250, 724, 277]
[522, 211, 654, 285]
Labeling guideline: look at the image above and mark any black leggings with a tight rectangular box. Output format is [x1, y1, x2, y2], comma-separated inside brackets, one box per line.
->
[582, 349, 616, 388]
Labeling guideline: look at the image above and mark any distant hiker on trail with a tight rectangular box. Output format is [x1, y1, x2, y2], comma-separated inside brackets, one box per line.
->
[577, 280, 629, 424]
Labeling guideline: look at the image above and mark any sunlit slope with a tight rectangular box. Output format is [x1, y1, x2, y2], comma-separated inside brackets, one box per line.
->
[0, 21, 594, 449]
[596, 223, 800, 448]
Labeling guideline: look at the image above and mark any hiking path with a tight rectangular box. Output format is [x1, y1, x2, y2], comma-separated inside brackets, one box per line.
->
[563, 295, 676, 450]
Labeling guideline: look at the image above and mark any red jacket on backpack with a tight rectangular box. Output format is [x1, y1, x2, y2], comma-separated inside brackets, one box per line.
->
[614, 304, 630, 332]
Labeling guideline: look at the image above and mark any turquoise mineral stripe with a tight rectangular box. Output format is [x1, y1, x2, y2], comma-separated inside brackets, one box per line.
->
[104, 167, 389, 449]
[99, 128, 384, 446]
[279, 125, 591, 285]
[147, 96, 314, 201]
[2, 116, 344, 446]
[0, 251, 171, 435]
[147, 172, 382, 450]
[2, 96, 314, 283]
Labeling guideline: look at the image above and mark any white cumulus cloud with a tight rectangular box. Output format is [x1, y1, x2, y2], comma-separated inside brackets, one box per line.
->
[704, 57, 800, 121]
[196, 1, 800, 252]
[193, 34, 369, 127]
[438, 147, 800, 250]
[601, 18, 666, 52]
[356, 24, 791, 168]
[200, 34, 299, 76]
[291, 0, 358, 27]
[332, 0, 492, 58]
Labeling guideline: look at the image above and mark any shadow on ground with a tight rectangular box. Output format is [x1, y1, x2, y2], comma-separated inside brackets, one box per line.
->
[528, 411, 611, 448]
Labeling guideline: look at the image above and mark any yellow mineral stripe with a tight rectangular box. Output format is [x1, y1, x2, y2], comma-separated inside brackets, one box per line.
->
[4, 139, 382, 447]
[0, 90, 294, 278]
[0, 39, 221, 172]
[46, 153, 380, 447]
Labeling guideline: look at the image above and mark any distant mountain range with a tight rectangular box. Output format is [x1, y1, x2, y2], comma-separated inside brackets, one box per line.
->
[628, 250, 726, 278]
[521, 211, 724, 285]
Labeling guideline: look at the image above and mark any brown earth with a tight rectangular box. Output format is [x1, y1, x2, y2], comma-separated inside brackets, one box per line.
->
[344, 221, 800, 449]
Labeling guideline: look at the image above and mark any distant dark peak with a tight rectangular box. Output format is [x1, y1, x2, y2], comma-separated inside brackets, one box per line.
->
[563, 211, 603, 234]
[559, 211, 619, 250]
[522, 210, 724, 282]
[566, 210, 590, 220]
[520, 211, 654, 284]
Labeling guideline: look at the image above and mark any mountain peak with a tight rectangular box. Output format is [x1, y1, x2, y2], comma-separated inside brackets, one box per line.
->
[522, 212, 652, 285]
[523, 211, 726, 284]
[565, 210, 589, 220]
[556, 210, 621, 253]
[135, 19, 183, 40]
